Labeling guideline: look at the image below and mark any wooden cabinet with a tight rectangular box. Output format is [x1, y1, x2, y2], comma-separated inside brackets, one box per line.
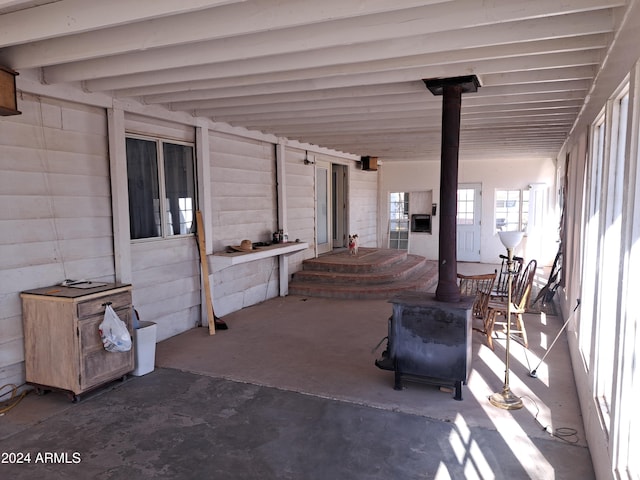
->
[21, 283, 134, 400]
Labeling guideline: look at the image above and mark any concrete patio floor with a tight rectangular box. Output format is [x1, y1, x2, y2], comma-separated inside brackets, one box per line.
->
[0, 264, 593, 479]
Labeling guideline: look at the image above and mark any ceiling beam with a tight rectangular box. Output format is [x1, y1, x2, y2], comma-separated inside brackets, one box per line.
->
[0, 0, 243, 47]
[118, 63, 597, 99]
[39, 9, 613, 82]
[90, 47, 601, 97]
[239, 113, 577, 135]
[192, 89, 587, 118]
[167, 79, 589, 112]
[1, 0, 449, 65]
[57, 27, 608, 88]
[170, 83, 427, 111]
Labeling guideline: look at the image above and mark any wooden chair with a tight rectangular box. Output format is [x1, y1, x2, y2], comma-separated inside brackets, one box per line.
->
[457, 271, 497, 332]
[484, 259, 537, 350]
[492, 254, 524, 299]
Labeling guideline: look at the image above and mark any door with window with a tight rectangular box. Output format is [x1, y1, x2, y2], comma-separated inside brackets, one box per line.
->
[457, 184, 481, 261]
[332, 164, 348, 248]
[316, 160, 332, 255]
[389, 192, 410, 250]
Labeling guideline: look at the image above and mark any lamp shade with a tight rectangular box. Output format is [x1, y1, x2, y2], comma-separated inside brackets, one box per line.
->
[498, 231, 524, 250]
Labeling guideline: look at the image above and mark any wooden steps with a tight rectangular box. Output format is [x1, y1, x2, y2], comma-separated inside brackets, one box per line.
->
[289, 248, 438, 299]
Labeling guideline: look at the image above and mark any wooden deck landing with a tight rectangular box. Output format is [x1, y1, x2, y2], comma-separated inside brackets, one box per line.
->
[289, 248, 438, 300]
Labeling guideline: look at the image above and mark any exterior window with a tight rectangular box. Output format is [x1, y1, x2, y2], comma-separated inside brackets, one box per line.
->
[595, 89, 628, 431]
[495, 189, 529, 232]
[457, 188, 475, 225]
[389, 192, 409, 250]
[580, 114, 605, 364]
[126, 136, 196, 240]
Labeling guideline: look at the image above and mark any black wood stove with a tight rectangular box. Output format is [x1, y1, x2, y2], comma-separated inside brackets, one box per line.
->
[376, 292, 473, 400]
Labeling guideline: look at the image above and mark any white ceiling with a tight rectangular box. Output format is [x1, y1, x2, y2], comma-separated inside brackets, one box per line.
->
[0, 0, 634, 161]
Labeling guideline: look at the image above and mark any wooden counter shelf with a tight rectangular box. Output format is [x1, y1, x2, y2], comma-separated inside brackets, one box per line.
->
[212, 241, 309, 296]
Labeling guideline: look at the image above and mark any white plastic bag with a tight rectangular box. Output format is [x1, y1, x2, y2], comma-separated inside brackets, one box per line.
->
[99, 305, 132, 352]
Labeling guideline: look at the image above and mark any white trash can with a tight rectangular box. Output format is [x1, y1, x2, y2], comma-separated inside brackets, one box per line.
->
[132, 321, 157, 376]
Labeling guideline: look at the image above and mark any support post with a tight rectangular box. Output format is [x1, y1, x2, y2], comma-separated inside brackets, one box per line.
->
[424, 75, 480, 303]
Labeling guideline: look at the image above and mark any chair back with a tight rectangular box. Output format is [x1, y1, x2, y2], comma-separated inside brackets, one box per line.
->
[458, 271, 497, 319]
[494, 254, 524, 298]
[511, 259, 537, 310]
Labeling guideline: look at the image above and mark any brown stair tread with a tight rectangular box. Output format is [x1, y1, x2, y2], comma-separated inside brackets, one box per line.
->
[289, 248, 438, 300]
[292, 254, 426, 285]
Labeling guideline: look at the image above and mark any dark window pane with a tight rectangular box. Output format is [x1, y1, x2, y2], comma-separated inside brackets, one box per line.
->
[163, 143, 196, 235]
[126, 138, 159, 239]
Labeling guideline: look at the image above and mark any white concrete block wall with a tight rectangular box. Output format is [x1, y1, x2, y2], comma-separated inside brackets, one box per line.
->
[213, 258, 279, 316]
[285, 147, 315, 264]
[130, 238, 201, 342]
[209, 132, 277, 250]
[209, 131, 280, 314]
[349, 162, 378, 247]
[0, 91, 377, 392]
[0, 94, 113, 389]
[124, 114, 202, 342]
[379, 158, 557, 264]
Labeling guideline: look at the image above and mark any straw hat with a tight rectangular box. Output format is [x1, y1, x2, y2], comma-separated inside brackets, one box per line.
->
[230, 239, 253, 252]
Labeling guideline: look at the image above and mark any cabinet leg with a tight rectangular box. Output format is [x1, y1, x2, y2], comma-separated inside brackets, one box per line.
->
[454, 381, 463, 401]
[34, 387, 50, 396]
[68, 392, 81, 403]
[394, 368, 403, 391]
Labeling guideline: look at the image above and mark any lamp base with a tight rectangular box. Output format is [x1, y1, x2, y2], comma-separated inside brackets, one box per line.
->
[489, 387, 523, 410]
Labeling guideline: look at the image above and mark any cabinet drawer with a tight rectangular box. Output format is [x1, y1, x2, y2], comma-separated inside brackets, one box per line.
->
[77, 291, 131, 319]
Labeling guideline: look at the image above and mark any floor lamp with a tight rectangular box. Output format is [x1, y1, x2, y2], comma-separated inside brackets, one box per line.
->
[490, 230, 525, 410]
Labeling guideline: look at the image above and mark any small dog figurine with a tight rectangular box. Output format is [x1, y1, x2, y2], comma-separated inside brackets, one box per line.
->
[348, 234, 359, 255]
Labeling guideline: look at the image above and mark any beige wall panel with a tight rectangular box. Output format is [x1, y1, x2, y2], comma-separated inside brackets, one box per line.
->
[349, 165, 378, 246]
[134, 276, 200, 306]
[52, 196, 112, 218]
[0, 363, 23, 391]
[152, 305, 201, 342]
[0, 145, 109, 176]
[0, 170, 49, 195]
[0, 338, 24, 369]
[208, 131, 280, 314]
[213, 257, 279, 315]
[130, 236, 201, 338]
[0, 95, 112, 389]
[0, 315, 23, 342]
[131, 238, 198, 271]
[56, 237, 114, 262]
[285, 149, 315, 256]
[125, 113, 194, 142]
[59, 257, 116, 283]
[0, 242, 58, 270]
[0, 264, 66, 296]
[210, 131, 276, 251]
[122, 114, 201, 337]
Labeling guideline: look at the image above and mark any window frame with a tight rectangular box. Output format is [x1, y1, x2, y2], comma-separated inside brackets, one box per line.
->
[593, 84, 629, 433]
[494, 188, 529, 233]
[125, 134, 197, 242]
[389, 192, 410, 250]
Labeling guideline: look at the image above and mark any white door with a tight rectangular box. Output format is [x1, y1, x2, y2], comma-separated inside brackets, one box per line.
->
[457, 184, 482, 261]
[316, 160, 332, 255]
[526, 183, 549, 263]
